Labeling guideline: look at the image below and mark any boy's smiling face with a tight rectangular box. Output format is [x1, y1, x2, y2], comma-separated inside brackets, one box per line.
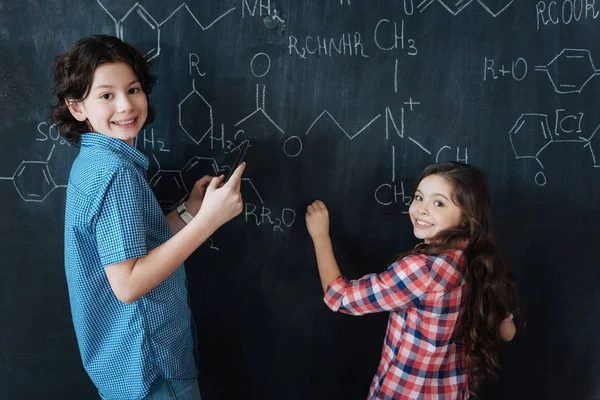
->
[66, 61, 148, 145]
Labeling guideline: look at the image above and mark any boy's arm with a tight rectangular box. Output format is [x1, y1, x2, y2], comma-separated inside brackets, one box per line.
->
[165, 208, 188, 235]
[105, 164, 245, 304]
[165, 176, 213, 234]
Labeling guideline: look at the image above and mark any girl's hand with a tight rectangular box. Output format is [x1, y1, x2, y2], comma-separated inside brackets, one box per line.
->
[305, 200, 330, 240]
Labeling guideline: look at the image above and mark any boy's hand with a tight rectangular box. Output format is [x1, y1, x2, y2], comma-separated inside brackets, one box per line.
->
[305, 200, 330, 241]
[185, 176, 214, 216]
[196, 162, 246, 229]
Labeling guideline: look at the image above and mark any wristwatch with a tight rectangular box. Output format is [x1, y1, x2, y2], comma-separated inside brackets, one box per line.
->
[176, 203, 194, 225]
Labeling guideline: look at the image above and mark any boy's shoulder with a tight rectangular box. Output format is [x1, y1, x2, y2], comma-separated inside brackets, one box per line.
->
[69, 146, 141, 196]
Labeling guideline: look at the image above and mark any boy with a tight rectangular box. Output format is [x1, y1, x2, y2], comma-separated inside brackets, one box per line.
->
[51, 35, 244, 400]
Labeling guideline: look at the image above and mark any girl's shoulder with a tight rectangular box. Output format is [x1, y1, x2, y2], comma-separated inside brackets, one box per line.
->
[397, 247, 465, 268]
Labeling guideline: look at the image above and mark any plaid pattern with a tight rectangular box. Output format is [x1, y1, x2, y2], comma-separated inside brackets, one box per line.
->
[325, 250, 468, 400]
[64, 133, 197, 400]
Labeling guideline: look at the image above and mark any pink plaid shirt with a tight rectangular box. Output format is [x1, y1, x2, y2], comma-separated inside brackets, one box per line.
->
[324, 249, 468, 400]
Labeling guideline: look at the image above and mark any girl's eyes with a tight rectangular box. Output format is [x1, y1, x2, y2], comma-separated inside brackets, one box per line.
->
[128, 88, 140, 94]
[100, 93, 112, 100]
[413, 195, 444, 207]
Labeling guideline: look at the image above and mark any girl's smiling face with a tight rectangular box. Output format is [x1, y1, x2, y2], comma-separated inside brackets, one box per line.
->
[408, 174, 464, 243]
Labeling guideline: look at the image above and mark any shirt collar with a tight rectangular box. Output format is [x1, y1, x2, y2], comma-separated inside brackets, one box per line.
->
[416, 239, 469, 250]
[80, 133, 149, 171]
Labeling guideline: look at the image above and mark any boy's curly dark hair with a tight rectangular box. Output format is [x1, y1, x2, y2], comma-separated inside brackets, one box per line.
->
[51, 35, 157, 145]
[404, 162, 522, 396]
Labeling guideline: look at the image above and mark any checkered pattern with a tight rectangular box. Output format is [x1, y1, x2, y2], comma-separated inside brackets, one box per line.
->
[64, 133, 197, 400]
[325, 250, 468, 400]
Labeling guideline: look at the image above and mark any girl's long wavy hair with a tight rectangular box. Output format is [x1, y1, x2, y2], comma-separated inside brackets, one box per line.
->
[404, 162, 520, 395]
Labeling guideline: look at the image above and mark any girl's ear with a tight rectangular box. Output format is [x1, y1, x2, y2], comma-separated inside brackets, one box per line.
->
[65, 99, 87, 122]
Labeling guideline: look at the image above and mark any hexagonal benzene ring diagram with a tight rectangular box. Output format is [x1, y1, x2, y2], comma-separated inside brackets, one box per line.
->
[508, 113, 552, 159]
[477, 0, 514, 17]
[12, 161, 57, 202]
[149, 170, 188, 210]
[543, 49, 599, 94]
[181, 157, 219, 191]
[437, 0, 474, 15]
[119, 4, 160, 61]
[178, 86, 214, 145]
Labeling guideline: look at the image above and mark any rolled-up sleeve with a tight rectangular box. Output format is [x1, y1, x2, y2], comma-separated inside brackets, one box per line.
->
[323, 254, 432, 315]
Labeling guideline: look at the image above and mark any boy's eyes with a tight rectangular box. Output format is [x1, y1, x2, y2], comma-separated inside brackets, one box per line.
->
[99, 88, 140, 99]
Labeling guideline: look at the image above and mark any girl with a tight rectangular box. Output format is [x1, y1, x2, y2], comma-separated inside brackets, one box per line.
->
[305, 162, 518, 399]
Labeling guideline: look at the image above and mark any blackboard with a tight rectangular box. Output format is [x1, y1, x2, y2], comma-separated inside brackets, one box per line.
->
[2, 1, 600, 399]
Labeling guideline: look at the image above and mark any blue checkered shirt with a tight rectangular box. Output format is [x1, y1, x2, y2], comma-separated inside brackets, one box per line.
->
[64, 133, 198, 400]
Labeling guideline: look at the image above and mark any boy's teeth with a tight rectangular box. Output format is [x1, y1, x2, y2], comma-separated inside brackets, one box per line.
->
[114, 119, 134, 125]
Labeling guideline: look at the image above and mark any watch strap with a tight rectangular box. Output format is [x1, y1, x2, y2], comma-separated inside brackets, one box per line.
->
[176, 203, 194, 225]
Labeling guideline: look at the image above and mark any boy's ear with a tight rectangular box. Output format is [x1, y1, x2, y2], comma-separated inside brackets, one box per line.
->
[65, 99, 87, 122]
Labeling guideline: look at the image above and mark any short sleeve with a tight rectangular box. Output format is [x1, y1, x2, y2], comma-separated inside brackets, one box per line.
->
[95, 166, 147, 267]
[323, 254, 432, 315]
